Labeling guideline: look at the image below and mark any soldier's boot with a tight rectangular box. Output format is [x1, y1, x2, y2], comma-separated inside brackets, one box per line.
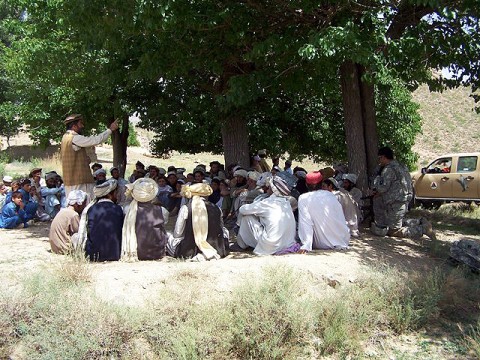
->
[421, 218, 436, 240]
[371, 222, 388, 237]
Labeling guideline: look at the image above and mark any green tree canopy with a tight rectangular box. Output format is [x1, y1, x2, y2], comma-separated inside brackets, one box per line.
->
[1, 0, 478, 176]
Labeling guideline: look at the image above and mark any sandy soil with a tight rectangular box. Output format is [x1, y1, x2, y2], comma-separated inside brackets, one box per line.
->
[0, 220, 472, 308]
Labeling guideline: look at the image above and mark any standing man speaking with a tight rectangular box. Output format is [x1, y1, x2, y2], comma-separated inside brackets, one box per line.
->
[61, 114, 119, 200]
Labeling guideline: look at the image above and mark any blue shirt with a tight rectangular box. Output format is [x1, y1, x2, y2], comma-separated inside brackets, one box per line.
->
[0, 202, 26, 228]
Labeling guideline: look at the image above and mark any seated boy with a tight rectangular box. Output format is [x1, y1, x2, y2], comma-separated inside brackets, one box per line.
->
[0, 191, 28, 229]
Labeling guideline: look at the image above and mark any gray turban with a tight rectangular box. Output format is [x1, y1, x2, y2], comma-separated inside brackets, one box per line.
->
[93, 179, 117, 198]
[268, 176, 291, 196]
[93, 168, 107, 177]
[342, 173, 357, 185]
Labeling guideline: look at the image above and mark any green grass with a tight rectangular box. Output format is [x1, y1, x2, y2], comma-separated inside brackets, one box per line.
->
[2, 263, 480, 359]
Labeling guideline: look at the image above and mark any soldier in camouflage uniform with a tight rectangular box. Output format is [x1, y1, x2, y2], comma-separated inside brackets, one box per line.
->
[371, 147, 435, 240]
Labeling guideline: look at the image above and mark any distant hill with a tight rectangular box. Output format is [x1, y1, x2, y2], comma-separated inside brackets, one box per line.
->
[412, 85, 480, 166]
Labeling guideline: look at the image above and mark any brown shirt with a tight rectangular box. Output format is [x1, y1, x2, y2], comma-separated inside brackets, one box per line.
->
[49, 207, 80, 254]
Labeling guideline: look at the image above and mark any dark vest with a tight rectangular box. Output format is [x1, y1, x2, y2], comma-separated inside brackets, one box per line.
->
[136, 202, 167, 260]
[175, 200, 229, 259]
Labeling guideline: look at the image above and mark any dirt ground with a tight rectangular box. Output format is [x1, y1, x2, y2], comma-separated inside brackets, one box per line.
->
[0, 219, 473, 308]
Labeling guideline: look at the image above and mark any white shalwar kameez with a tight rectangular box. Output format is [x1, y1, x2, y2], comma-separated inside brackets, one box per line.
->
[298, 190, 350, 251]
[237, 195, 296, 255]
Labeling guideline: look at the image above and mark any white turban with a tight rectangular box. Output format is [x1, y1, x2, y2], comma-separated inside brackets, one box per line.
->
[67, 190, 87, 206]
[233, 169, 248, 179]
[93, 179, 117, 198]
[247, 171, 260, 181]
[342, 173, 358, 185]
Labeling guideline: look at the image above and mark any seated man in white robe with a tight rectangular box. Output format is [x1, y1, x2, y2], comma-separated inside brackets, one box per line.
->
[234, 175, 297, 255]
[298, 172, 350, 253]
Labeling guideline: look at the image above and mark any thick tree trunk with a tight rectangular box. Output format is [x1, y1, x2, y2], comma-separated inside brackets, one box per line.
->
[221, 113, 250, 169]
[340, 60, 368, 192]
[111, 115, 129, 178]
[358, 65, 379, 179]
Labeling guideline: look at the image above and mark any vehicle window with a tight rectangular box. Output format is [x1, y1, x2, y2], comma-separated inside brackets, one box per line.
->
[457, 156, 477, 173]
[426, 157, 452, 173]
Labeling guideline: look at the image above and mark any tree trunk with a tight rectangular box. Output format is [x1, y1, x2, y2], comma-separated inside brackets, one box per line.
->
[340, 60, 368, 192]
[221, 113, 250, 169]
[111, 115, 129, 178]
[358, 65, 379, 179]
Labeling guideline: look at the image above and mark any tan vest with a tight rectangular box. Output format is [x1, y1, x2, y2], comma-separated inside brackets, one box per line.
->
[60, 132, 95, 186]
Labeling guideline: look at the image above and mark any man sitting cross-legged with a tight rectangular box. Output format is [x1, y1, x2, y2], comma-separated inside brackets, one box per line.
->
[49, 190, 88, 254]
[167, 183, 230, 261]
[85, 179, 124, 262]
[122, 178, 169, 261]
[297, 172, 350, 253]
[233, 175, 297, 255]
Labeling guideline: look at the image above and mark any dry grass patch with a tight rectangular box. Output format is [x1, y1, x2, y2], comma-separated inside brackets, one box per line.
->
[1, 264, 479, 359]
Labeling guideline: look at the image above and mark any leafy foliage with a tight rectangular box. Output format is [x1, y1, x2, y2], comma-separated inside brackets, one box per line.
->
[1, 0, 478, 165]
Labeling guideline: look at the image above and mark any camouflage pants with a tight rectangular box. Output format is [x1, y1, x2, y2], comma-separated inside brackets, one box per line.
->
[372, 198, 423, 239]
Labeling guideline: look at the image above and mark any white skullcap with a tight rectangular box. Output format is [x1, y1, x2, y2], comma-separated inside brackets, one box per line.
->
[232, 165, 241, 173]
[125, 177, 158, 203]
[342, 173, 357, 185]
[110, 166, 119, 173]
[253, 155, 261, 161]
[158, 168, 167, 175]
[93, 168, 107, 177]
[2, 176, 13, 183]
[247, 171, 260, 181]
[256, 172, 272, 187]
[67, 190, 87, 206]
[233, 169, 248, 178]
[295, 171, 307, 179]
[93, 179, 117, 198]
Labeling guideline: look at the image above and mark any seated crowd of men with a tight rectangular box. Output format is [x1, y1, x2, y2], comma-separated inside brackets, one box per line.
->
[0, 147, 435, 261]
[0, 150, 362, 260]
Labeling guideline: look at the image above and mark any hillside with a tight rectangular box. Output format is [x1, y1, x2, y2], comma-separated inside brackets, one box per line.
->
[412, 85, 480, 165]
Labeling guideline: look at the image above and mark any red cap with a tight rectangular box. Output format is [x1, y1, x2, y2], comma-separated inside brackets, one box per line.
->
[306, 171, 323, 185]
